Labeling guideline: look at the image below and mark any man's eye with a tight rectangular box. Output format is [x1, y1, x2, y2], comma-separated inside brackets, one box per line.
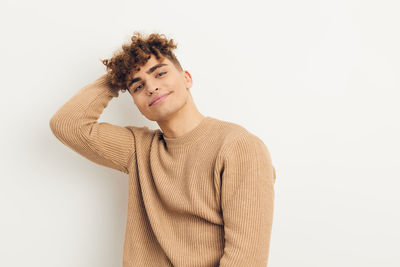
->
[132, 72, 166, 93]
[134, 83, 143, 92]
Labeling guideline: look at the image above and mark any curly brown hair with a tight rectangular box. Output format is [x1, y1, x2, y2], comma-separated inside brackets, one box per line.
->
[100, 31, 183, 95]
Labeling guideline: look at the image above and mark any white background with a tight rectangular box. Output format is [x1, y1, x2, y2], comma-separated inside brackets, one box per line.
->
[1, 0, 399, 266]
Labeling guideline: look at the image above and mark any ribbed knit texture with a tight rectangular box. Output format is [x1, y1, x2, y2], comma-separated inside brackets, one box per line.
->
[49, 74, 277, 267]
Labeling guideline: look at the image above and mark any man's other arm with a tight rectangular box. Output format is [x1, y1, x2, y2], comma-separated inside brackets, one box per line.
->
[218, 133, 276, 266]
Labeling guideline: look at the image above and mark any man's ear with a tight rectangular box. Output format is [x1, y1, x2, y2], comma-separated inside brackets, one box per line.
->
[183, 70, 193, 90]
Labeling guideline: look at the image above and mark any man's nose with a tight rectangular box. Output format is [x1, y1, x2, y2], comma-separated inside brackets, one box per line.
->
[146, 79, 159, 94]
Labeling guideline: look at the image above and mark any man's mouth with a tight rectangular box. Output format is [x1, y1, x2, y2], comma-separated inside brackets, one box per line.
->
[150, 93, 170, 106]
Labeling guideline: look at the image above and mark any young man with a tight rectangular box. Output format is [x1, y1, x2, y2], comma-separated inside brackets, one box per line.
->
[49, 32, 276, 267]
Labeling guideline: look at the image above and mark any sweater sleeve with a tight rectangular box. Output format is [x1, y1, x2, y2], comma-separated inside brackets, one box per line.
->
[49, 74, 135, 174]
[218, 133, 276, 267]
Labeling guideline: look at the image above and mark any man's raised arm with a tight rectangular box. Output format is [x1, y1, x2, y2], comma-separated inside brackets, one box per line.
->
[49, 74, 135, 174]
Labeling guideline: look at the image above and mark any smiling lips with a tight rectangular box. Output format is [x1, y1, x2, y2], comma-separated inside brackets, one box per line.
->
[150, 93, 169, 106]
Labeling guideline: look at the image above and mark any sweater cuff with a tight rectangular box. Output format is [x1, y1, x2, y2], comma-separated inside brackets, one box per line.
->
[94, 74, 120, 97]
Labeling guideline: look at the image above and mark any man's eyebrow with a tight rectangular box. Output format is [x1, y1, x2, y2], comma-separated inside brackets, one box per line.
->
[127, 63, 168, 88]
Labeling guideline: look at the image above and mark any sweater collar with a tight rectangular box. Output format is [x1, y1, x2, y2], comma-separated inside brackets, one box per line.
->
[158, 116, 215, 148]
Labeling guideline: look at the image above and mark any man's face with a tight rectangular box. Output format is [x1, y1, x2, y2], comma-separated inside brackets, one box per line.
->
[125, 54, 192, 122]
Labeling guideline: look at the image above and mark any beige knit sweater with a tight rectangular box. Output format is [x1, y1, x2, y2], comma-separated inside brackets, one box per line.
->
[49, 74, 276, 267]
